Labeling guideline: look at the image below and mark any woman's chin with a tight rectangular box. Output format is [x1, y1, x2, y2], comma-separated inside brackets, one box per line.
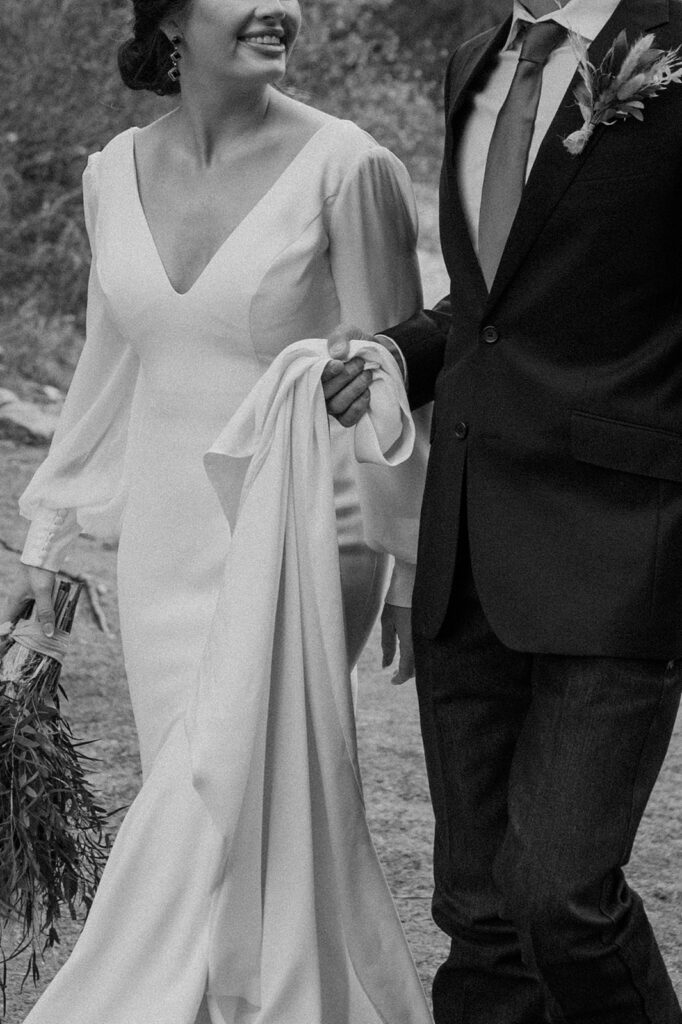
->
[239, 39, 287, 59]
[231, 45, 288, 84]
[236, 40, 288, 71]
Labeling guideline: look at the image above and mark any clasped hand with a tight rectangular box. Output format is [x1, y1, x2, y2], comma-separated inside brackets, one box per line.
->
[0, 565, 57, 637]
[321, 323, 377, 427]
[321, 324, 414, 686]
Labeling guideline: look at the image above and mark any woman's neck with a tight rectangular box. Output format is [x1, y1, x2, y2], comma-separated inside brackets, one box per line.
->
[172, 77, 274, 166]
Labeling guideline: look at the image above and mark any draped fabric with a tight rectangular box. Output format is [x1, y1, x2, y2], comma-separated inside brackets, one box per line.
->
[191, 340, 428, 1022]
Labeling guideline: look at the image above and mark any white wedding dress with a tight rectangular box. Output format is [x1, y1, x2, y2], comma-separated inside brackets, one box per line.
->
[19, 119, 432, 1024]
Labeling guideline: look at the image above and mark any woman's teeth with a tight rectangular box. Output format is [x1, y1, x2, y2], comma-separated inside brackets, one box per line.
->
[240, 35, 286, 51]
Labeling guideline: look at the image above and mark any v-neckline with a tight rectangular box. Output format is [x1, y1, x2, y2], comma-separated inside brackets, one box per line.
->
[129, 120, 335, 298]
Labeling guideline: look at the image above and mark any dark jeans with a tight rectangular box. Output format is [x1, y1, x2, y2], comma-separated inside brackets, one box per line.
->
[414, 539, 682, 1024]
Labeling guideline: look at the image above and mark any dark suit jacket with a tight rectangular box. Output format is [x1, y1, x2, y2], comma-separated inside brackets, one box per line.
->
[386, 0, 682, 655]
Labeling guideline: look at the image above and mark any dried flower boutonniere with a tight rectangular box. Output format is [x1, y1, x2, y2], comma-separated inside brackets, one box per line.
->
[564, 29, 682, 155]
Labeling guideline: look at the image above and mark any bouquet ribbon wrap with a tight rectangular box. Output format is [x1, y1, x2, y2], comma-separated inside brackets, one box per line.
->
[0, 621, 70, 665]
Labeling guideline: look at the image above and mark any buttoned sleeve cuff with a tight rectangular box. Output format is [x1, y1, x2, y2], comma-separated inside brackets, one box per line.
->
[21, 508, 80, 572]
[374, 334, 409, 386]
[385, 558, 417, 608]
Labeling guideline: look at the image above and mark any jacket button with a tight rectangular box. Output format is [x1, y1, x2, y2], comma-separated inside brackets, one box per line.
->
[454, 421, 469, 440]
[481, 325, 499, 344]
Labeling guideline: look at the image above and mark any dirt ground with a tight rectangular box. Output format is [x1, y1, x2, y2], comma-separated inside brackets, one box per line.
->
[0, 214, 680, 1017]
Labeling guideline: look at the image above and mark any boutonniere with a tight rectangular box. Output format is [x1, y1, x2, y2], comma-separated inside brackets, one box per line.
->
[563, 29, 682, 155]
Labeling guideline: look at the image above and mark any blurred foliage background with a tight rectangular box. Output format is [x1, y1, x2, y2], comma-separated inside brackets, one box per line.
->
[0, 0, 506, 389]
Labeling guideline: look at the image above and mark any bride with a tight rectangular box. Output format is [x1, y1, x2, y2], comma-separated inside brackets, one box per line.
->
[1, 1, 433, 1023]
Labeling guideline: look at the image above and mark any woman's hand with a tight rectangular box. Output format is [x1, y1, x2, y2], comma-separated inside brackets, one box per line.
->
[0, 565, 57, 637]
[322, 324, 375, 427]
[323, 324, 407, 427]
[381, 603, 415, 685]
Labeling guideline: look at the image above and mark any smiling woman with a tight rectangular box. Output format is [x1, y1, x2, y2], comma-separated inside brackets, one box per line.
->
[7, 0, 433, 1023]
[118, 0, 301, 95]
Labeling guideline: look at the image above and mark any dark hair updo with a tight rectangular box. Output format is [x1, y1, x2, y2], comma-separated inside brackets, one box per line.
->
[118, 0, 189, 96]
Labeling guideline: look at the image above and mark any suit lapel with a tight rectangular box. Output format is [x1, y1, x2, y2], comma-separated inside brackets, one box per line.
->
[444, 21, 512, 311]
[446, 22, 510, 129]
[486, 0, 670, 310]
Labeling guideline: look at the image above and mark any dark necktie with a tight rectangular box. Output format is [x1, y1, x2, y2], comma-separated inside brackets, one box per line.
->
[478, 20, 567, 290]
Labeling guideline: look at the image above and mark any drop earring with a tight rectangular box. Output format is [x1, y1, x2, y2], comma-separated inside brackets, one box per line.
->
[168, 35, 182, 82]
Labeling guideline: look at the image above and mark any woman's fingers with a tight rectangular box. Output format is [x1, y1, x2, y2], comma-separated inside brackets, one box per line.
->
[0, 565, 33, 625]
[321, 356, 364, 395]
[323, 323, 378, 427]
[324, 362, 373, 425]
[0, 592, 31, 630]
[381, 605, 398, 668]
[394, 644, 415, 686]
[320, 359, 346, 385]
[327, 323, 374, 361]
[0, 566, 57, 638]
[334, 388, 371, 428]
[26, 566, 57, 637]
[381, 604, 415, 685]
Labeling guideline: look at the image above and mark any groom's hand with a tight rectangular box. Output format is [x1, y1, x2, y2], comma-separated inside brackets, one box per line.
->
[322, 324, 376, 427]
[381, 603, 415, 685]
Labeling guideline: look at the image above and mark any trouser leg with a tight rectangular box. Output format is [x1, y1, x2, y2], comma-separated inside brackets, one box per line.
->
[414, 534, 681, 1024]
[495, 651, 682, 1024]
[413, 546, 556, 1024]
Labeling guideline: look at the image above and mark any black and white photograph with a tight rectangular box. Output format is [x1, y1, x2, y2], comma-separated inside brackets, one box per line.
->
[1, 0, 681, 1021]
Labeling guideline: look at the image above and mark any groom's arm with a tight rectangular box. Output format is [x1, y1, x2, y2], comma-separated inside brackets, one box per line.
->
[325, 43, 460, 420]
[322, 295, 450, 423]
[380, 296, 451, 409]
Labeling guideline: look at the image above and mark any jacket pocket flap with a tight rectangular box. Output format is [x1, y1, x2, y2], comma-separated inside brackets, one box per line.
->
[571, 411, 682, 484]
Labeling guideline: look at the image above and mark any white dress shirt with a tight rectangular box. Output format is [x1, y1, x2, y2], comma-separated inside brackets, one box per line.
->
[458, 0, 622, 247]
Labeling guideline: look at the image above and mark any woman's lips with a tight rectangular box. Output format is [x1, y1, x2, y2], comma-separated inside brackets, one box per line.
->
[238, 33, 286, 54]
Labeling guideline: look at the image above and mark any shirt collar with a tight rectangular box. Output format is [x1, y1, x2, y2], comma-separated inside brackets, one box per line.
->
[504, 0, 623, 50]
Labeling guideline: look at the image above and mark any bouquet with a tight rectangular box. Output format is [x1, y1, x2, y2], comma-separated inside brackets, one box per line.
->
[0, 578, 111, 1005]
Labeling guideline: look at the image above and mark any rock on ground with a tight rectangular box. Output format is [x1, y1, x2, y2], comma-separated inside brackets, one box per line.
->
[0, 397, 59, 446]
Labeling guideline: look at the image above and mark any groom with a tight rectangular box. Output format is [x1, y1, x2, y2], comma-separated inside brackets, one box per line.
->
[324, 0, 682, 1020]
